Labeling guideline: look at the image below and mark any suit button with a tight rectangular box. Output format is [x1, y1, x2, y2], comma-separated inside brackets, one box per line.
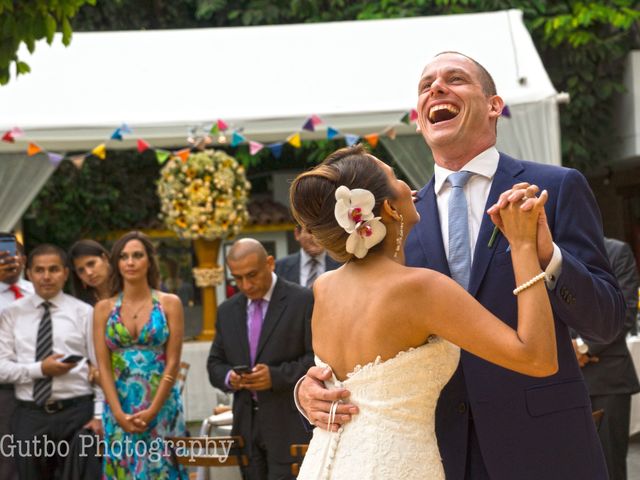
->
[457, 402, 467, 414]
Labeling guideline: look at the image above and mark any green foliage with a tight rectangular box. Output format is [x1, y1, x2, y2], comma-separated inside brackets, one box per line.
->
[0, 0, 95, 85]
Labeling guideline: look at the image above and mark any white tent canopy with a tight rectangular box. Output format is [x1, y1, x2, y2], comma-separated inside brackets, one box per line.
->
[0, 9, 561, 230]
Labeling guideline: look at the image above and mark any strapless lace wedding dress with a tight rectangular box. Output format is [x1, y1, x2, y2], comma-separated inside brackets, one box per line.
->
[297, 337, 460, 480]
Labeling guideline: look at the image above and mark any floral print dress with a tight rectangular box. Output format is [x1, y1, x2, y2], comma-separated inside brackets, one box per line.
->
[102, 293, 188, 479]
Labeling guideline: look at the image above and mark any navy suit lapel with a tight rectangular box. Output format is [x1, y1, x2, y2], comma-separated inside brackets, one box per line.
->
[233, 297, 251, 364]
[256, 279, 287, 360]
[468, 154, 524, 296]
[414, 179, 450, 275]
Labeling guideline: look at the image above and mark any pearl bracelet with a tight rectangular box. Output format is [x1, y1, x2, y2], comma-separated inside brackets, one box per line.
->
[513, 272, 547, 296]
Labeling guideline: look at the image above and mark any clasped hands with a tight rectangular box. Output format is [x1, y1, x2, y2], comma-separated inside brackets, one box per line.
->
[229, 363, 272, 391]
[300, 183, 555, 431]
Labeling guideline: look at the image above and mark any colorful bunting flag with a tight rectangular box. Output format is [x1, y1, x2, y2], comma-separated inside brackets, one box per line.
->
[156, 149, 170, 164]
[502, 105, 511, 118]
[175, 148, 191, 162]
[27, 143, 42, 156]
[327, 127, 339, 140]
[91, 144, 106, 160]
[249, 141, 264, 156]
[137, 139, 150, 153]
[384, 127, 397, 140]
[364, 133, 379, 149]
[268, 143, 284, 159]
[110, 128, 123, 141]
[2, 131, 14, 143]
[209, 124, 219, 135]
[409, 109, 418, 122]
[287, 133, 301, 148]
[10, 127, 24, 138]
[310, 114, 322, 127]
[400, 112, 411, 125]
[47, 152, 64, 166]
[231, 132, 246, 148]
[119, 123, 132, 134]
[217, 119, 228, 131]
[302, 118, 314, 132]
[344, 134, 360, 147]
[71, 155, 86, 169]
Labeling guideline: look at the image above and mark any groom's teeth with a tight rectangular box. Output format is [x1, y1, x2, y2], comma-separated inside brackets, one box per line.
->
[428, 104, 460, 123]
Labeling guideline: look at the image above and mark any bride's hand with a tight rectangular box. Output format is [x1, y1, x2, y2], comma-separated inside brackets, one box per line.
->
[299, 366, 359, 432]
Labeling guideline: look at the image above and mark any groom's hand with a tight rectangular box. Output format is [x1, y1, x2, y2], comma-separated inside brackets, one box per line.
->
[299, 366, 359, 432]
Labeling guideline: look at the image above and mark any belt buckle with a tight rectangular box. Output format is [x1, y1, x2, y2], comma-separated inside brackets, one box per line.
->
[44, 399, 61, 414]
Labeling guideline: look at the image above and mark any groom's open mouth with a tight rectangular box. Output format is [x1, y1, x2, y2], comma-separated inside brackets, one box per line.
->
[428, 104, 460, 124]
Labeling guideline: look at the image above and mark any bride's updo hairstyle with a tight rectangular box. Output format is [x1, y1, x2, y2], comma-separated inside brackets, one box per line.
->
[289, 145, 395, 262]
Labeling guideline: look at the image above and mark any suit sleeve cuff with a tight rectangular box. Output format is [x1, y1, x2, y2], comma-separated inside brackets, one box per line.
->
[544, 243, 562, 290]
[225, 370, 233, 390]
[293, 375, 311, 423]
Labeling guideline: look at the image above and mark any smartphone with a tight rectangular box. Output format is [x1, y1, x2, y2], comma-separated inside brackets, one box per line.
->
[232, 365, 252, 375]
[59, 354, 84, 364]
[0, 234, 17, 258]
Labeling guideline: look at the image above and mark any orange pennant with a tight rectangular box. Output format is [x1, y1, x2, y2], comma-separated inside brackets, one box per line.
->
[364, 133, 379, 149]
[27, 143, 42, 156]
[92, 143, 106, 160]
[71, 155, 86, 169]
[175, 148, 191, 162]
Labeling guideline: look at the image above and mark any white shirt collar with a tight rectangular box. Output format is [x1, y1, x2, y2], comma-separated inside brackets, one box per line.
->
[30, 290, 65, 309]
[434, 146, 499, 195]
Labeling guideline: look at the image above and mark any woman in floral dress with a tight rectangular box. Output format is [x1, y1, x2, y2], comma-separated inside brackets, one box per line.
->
[93, 231, 188, 479]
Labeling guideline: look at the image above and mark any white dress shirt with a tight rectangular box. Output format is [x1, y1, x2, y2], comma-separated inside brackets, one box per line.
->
[433, 146, 562, 287]
[0, 278, 34, 313]
[0, 291, 104, 415]
[300, 250, 326, 287]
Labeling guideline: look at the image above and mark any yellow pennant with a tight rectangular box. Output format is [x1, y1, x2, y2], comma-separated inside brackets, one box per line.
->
[92, 143, 107, 160]
[287, 132, 301, 148]
[27, 143, 42, 156]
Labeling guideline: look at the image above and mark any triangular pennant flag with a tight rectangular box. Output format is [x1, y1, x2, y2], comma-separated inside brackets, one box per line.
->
[268, 143, 284, 159]
[27, 143, 42, 156]
[501, 105, 511, 118]
[91, 143, 106, 160]
[71, 155, 86, 169]
[2, 131, 14, 143]
[209, 124, 219, 135]
[249, 141, 264, 156]
[344, 134, 360, 147]
[287, 132, 302, 148]
[231, 131, 246, 147]
[364, 133, 379, 149]
[217, 119, 228, 131]
[302, 118, 314, 132]
[119, 123, 132, 134]
[10, 127, 24, 138]
[310, 114, 323, 126]
[327, 127, 339, 140]
[175, 148, 191, 163]
[47, 152, 64, 166]
[137, 139, 150, 153]
[400, 112, 411, 125]
[110, 128, 123, 141]
[409, 109, 418, 122]
[384, 127, 397, 140]
[156, 149, 170, 164]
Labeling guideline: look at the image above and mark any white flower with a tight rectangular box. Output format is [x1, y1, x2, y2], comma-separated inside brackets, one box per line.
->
[334, 185, 386, 259]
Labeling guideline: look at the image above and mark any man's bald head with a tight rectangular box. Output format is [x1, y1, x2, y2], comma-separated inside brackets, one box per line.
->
[227, 238, 268, 264]
[226, 239, 275, 300]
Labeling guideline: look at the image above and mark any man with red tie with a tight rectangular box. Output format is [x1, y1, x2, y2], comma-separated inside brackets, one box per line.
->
[0, 235, 33, 480]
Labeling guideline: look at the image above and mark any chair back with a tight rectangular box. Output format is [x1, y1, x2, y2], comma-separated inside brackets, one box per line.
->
[290, 443, 309, 476]
[166, 435, 247, 468]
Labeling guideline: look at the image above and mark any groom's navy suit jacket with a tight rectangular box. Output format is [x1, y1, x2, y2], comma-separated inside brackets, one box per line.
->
[405, 153, 624, 480]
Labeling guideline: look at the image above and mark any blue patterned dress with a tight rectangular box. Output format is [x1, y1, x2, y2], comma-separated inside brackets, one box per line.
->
[102, 293, 188, 479]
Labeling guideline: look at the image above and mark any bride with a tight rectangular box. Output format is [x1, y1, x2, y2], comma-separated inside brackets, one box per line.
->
[289, 145, 556, 479]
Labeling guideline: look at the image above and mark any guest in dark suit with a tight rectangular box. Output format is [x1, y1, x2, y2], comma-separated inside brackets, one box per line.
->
[208, 238, 313, 480]
[297, 51, 624, 479]
[275, 225, 340, 287]
[575, 237, 640, 480]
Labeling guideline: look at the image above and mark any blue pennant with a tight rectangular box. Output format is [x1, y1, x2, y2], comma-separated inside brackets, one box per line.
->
[231, 131, 246, 147]
[345, 134, 360, 147]
[110, 128, 123, 141]
[327, 127, 339, 140]
[268, 142, 284, 159]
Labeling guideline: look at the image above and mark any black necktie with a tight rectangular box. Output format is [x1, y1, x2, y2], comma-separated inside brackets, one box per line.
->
[306, 257, 319, 288]
[33, 301, 53, 406]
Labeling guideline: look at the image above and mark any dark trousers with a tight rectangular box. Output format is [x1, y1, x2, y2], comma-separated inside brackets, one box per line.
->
[11, 397, 93, 480]
[0, 388, 18, 480]
[242, 403, 294, 480]
[465, 414, 490, 480]
[591, 394, 631, 480]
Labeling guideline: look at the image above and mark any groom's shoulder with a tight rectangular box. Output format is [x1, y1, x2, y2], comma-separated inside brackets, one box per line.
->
[500, 152, 573, 179]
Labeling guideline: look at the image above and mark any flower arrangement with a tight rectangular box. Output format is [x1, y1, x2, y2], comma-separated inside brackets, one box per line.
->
[157, 149, 251, 240]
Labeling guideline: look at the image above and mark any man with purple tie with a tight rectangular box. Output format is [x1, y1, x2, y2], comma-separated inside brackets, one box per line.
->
[207, 238, 313, 480]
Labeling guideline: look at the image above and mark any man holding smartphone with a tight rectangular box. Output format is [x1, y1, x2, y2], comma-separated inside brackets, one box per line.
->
[0, 234, 33, 480]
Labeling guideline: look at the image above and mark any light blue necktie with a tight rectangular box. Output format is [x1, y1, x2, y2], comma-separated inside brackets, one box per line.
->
[447, 171, 474, 290]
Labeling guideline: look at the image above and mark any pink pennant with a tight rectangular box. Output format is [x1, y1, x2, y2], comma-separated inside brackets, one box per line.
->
[249, 141, 264, 155]
[217, 119, 228, 131]
[409, 109, 418, 122]
[310, 114, 323, 126]
[10, 127, 24, 138]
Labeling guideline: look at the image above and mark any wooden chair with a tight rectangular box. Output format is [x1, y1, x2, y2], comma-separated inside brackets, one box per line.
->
[176, 361, 190, 394]
[290, 443, 309, 476]
[592, 409, 605, 431]
[167, 435, 248, 468]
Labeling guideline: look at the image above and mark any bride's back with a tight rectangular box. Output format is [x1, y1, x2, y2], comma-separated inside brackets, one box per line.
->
[311, 257, 433, 381]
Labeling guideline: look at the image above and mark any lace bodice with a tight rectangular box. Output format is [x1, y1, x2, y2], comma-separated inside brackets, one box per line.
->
[297, 337, 460, 480]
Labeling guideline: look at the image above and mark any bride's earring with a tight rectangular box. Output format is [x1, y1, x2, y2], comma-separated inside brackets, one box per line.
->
[393, 214, 404, 258]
